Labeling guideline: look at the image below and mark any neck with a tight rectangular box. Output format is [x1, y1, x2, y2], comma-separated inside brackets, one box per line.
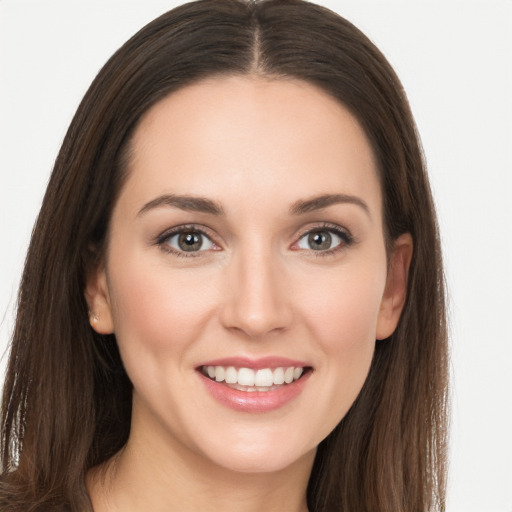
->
[87, 416, 314, 512]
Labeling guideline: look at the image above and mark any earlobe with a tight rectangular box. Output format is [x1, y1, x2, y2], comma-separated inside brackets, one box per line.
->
[376, 233, 413, 340]
[84, 265, 115, 335]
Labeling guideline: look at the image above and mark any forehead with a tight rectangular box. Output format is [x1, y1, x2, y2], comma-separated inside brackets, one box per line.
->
[121, 75, 380, 215]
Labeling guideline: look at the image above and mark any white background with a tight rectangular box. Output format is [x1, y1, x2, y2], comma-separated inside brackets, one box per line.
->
[1, 1, 511, 511]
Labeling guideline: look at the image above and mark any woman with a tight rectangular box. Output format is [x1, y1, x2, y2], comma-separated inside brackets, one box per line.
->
[0, 0, 448, 510]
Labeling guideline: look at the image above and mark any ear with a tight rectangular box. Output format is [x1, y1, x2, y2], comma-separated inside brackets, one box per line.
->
[84, 264, 115, 335]
[376, 233, 413, 340]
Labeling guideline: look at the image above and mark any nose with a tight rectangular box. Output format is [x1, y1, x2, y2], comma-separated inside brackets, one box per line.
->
[220, 246, 293, 339]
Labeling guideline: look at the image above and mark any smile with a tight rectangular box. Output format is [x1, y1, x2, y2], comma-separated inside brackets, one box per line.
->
[201, 365, 305, 392]
[197, 359, 312, 413]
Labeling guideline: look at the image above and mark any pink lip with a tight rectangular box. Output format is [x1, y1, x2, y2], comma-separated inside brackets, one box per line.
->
[197, 356, 309, 370]
[197, 365, 312, 414]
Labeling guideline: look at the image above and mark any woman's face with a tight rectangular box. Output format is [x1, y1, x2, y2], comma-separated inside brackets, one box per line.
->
[87, 76, 410, 474]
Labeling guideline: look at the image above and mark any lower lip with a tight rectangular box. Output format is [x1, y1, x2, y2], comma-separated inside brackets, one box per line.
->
[198, 370, 311, 413]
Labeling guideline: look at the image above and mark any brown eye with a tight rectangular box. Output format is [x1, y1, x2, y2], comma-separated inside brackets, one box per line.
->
[164, 230, 214, 253]
[307, 231, 332, 251]
[178, 232, 203, 251]
[296, 228, 350, 252]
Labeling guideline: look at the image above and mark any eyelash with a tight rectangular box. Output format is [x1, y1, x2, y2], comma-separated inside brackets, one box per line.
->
[293, 223, 355, 257]
[155, 224, 219, 258]
[155, 222, 355, 258]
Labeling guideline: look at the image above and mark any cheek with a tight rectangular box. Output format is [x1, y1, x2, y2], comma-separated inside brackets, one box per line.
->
[107, 259, 218, 357]
[301, 265, 386, 351]
[297, 262, 386, 418]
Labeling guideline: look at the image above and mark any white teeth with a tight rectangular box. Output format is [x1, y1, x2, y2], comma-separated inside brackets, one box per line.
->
[224, 366, 237, 384]
[204, 365, 306, 388]
[238, 367, 255, 386]
[255, 368, 273, 387]
[284, 367, 294, 384]
[273, 367, 285, 385]
[214, 366, 225, 382]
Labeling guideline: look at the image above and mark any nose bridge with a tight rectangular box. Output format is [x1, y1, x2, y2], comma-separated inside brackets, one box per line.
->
[221, 239, 291, 338]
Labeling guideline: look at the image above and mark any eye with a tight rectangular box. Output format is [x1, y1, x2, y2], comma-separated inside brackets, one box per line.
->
[163, 230, 215, 253]
[296, 228, 350, 252]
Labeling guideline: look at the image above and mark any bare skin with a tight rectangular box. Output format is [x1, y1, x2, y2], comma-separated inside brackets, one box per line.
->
[88, 439, 312, 512]
[86, 75, 412, 511]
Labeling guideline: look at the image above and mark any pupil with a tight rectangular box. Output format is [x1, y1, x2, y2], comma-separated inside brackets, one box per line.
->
[178, 232, 202, 251]
[309, 231, 331, 250]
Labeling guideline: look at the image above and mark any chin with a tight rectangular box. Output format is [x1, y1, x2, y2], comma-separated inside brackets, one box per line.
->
[189, 422, 318, 475]
[207, 445, 315, 475]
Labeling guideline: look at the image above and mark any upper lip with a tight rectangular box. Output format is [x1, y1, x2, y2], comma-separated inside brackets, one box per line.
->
[197, 356, 310, 370]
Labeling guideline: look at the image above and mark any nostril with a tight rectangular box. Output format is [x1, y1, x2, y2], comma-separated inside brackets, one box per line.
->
[220, 296, 293, 339]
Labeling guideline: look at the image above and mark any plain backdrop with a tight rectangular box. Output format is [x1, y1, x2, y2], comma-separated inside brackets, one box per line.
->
[1, 1, 511, 511]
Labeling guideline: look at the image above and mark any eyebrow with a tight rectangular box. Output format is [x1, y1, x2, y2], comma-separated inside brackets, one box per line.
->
[290, 193, 370, 217]
[137, 194, 225, 217]
[137, 192, 369, 218]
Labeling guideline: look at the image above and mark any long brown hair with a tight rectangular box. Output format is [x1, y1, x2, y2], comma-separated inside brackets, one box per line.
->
[0, 1, 448, 510]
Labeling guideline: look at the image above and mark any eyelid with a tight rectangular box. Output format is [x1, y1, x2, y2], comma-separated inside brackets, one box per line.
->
[291, 222, 355, 253]
[153, 221, 354, 257]
[155, 224, 221, 256]
[294, 222, 353, 240]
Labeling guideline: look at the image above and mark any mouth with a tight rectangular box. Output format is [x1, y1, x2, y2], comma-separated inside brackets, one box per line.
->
[200, 365, 311, 392]
[196, 359, 313, 412]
